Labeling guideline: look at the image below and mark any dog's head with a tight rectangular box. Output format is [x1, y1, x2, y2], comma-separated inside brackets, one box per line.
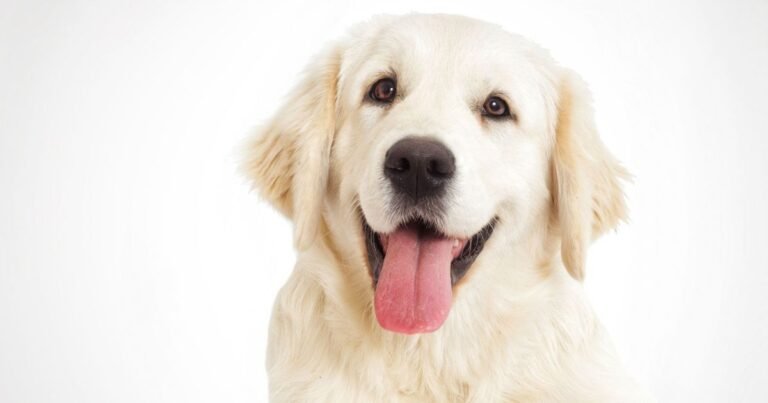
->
[244, 14, 627, 334]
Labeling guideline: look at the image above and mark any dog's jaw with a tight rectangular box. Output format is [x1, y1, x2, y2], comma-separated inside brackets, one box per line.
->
[363, 215, 497, 287]
[361, 213, 497, 333]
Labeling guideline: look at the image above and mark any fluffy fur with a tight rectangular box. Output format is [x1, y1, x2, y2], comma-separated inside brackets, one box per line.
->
[243, 14, 651, 402]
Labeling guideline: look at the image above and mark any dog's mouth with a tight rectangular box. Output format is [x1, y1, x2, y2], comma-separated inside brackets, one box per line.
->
[362, 215, 496, 334]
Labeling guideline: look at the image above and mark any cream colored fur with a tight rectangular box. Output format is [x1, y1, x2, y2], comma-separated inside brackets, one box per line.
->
[244, 14, 651, 402]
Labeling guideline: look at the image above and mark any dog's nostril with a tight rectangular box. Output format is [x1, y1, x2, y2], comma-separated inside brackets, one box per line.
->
[427, 158, 453, 178]
[386, 157, 410, 173]
[427, 160, 438, 175]
[383, 136, 455, 200]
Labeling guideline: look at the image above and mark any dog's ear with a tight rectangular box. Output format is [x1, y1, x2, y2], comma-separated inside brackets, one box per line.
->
[242, 45, 342, 250]
[552, 70, 629, 280]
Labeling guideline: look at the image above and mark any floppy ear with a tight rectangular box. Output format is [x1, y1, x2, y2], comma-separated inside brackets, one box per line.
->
[552, 70, 629, 280]
[242, 45, 342, 250]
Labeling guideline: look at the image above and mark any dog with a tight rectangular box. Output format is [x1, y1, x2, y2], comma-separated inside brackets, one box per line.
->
[243, 13, 652, 402]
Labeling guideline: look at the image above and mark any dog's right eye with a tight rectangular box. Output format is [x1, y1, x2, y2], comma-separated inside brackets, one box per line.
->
[369, 78, 397, 103]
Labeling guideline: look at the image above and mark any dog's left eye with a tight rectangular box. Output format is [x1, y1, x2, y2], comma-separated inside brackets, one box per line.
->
[482, 96, 512, 119]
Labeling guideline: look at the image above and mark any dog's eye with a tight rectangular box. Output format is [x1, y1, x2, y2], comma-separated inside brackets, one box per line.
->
[369, 78, 397, 103]
[482, 96, 512, 119]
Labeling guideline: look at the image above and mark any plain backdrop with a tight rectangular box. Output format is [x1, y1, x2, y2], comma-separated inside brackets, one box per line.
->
[2, 0, 767, 401]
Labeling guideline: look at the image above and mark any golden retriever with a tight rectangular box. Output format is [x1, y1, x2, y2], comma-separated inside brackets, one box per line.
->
[243, 13, 652, 402]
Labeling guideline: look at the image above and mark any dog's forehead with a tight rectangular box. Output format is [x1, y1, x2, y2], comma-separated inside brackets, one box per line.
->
[345, 15, 531, 75]
[338, 15, 558, 116]
[379, 16, 506, 57]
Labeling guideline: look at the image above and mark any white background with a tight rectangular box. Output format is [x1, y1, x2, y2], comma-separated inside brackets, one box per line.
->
[2, 0, 767, 401]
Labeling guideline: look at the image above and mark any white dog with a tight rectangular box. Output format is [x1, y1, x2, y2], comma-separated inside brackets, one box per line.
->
[244, 14, 651, 402]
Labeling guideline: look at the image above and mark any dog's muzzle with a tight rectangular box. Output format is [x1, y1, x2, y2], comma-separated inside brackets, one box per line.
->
[363, 136, 496, 335]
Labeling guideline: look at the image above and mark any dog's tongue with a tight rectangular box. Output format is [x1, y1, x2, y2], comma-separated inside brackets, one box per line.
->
[374, 226, 454, 334]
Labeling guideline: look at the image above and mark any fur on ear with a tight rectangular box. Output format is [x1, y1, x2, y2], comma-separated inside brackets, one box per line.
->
[552, 70, 629, 280]
[242, 45, 342, 250]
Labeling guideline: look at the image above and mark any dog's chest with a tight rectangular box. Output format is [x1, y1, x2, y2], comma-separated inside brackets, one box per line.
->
[350, 334, 513, 402]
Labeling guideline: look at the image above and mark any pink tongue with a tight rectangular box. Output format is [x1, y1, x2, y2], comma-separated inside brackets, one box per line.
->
[374, 226, 454, 334]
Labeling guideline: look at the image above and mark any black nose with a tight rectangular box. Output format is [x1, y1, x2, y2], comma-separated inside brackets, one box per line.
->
[384, 137, 455, 200]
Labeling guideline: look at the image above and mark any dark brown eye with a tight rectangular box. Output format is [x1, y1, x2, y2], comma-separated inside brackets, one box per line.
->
[369, 78, 397, 103]
[482, 96, 510, 118]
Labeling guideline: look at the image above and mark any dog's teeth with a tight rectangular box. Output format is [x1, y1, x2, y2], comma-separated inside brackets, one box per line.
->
[453, 239, 459, 247]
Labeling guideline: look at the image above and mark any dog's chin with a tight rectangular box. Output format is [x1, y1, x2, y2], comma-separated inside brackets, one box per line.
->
[361, 212, 496, 334]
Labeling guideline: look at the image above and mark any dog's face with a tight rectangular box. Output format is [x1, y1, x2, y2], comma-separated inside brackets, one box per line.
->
[245, 14, 627, 334]
[336, 18, 555, 238]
